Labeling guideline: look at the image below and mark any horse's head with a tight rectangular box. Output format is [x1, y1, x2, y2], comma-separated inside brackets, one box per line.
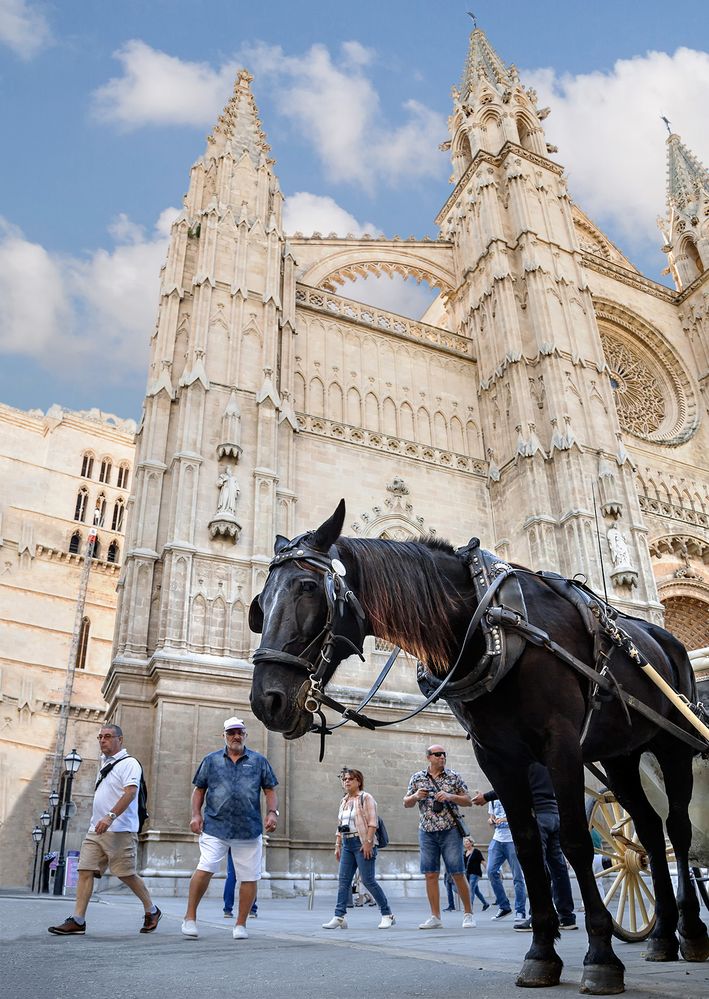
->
[249, 500, 366, 739]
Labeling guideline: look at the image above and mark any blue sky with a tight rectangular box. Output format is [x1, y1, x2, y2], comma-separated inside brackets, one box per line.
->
[1, 0, 708, 420]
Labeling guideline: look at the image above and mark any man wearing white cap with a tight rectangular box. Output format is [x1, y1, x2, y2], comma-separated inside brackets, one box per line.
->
[182, 716, 279, 940]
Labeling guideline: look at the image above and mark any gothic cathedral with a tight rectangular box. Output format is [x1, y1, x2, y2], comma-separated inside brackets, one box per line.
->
[106, 28, 709, 880]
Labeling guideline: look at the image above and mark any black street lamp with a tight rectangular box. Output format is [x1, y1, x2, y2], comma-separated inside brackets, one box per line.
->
[37, 809, 51, 894]
[31, 826, 43, 891]
[53, 749, 82, 896]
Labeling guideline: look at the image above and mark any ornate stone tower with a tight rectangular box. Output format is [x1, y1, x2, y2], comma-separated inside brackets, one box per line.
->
[660, 131, 709, 290]
[106, 71, 298, 874]
[438, 28, 658, 609]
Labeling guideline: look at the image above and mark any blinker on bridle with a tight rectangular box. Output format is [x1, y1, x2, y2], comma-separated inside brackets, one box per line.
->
[251, 536, 368, 719]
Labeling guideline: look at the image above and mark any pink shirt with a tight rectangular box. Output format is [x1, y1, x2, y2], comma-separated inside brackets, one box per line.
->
[336, 791, 378, 842]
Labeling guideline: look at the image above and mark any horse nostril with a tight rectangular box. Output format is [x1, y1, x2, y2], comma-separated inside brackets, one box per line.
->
[261, 688, 287, 722]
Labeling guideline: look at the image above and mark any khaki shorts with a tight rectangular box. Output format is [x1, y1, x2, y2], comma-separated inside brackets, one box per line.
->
[77, 831, 138, 878]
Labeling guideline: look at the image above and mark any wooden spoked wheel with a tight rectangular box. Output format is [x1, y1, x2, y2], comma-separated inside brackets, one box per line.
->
[586, 790, 673, 942]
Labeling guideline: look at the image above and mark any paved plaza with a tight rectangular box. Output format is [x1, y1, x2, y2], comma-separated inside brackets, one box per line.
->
[2, 890, 708, 999]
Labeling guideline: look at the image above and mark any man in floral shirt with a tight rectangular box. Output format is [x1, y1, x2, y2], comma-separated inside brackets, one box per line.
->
[404, 744, 475, 929]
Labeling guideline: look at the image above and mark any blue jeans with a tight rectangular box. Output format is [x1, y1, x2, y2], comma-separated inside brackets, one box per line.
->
[419, 827, 465, 875]
[334, 837, 391, 918]
[223, 849, 258, 915]
[536, 811, 575, 921]
[487, 838, 526, 916]
[468, 874, 489, 909]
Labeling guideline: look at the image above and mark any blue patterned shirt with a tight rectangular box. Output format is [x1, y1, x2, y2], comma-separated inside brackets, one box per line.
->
[193, 747, 278, 841]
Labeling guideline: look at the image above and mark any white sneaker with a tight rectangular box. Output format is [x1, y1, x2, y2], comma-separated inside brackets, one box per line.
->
[418, 915, 443, 929]
[462, 913, 476, 928]
[181, 920, 198, 938]
[322, 916, 347, 929]
[378, 914, 396, 929]
[232, 924, 248, 939]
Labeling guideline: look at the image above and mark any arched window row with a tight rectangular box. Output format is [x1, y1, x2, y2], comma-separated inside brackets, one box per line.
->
[72, 488, 127, 532]
[68, 529, 121, 564]
[79, 452, 130, 489]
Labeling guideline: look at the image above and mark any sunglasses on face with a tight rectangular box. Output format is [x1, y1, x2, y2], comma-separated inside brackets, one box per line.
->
[225, 729, 245, 736]
[428, 751, 446, 757]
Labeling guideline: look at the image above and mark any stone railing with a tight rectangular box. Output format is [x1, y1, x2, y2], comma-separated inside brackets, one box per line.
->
[295, 284, 473, 359]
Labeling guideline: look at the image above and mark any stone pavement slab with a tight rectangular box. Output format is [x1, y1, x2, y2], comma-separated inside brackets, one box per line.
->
[1, 893, 707, 999]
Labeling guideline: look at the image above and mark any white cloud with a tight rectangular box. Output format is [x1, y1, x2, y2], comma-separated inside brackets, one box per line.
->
[244, 41, 446, 189]
[283, 192, 380, 237]
[0, 210, 177, 379]
[0, 0, 51, 59]
[339, 273, 437, 320]
[523, 48, 709, 252]
[92, 39, 447, 189]
[92, 39, 237, 128]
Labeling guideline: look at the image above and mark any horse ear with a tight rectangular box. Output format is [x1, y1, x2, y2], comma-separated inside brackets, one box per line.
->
[312, 499, 346, 551]
[249, 596, 264, 634]
[274, 535, 290, 555]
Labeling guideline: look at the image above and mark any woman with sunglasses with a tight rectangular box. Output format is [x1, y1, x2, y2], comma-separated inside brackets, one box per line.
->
[322, 768, 395, 930]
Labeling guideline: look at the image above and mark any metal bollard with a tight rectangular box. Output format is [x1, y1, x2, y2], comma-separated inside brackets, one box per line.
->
[307, 869, 315, 910]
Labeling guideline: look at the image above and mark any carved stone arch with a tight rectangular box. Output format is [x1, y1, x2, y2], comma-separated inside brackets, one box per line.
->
[328, 380, 343, 423]
[190, 593, 207, 650]
[657, 583, 709, 651]
[594, 298, 699, 445]
[293, 242, 455, 296]
[677, 233, 703, 281]
[309, 375, 325, 417]
[211, 596, 227, 653]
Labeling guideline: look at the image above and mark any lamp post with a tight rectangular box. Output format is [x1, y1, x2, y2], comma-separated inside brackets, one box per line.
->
[37, 809, 51, 894]
[42, 790, 60, 894]
[53, 749, 82, 896]
[31, 826, 43, 891]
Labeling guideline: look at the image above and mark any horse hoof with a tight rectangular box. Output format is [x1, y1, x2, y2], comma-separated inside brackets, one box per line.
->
[644, 937, 679, 962]
[679, 933, 709, 962]
[579, 964, 625, 995]
[515, 958, 563, 988]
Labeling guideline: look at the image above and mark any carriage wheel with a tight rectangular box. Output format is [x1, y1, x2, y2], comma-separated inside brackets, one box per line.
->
[585, 790, 672, 943]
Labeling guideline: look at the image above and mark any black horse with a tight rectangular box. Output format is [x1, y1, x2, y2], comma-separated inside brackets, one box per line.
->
[249, 500, 708, 994]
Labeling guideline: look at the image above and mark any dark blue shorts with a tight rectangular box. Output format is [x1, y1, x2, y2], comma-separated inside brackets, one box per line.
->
[419, 826, 465, 875]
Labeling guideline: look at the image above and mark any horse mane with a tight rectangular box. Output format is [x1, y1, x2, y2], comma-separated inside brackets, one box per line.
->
[337, 536, 465, 672]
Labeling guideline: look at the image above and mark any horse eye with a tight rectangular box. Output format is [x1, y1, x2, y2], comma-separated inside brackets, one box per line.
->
[300, 579, 318, 594]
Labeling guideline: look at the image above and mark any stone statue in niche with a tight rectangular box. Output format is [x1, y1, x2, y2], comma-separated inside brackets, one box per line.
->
[606, 524, 638, 589]
[217, 466, 239, 515]
[209, 465, 241, 542]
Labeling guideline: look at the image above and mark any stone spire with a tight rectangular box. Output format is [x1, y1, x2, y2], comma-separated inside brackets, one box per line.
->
[460, 27, 515, 104]
[659, 131, 709, 289]
[206, 69, 271, 164]
[446, 25, 550, 179]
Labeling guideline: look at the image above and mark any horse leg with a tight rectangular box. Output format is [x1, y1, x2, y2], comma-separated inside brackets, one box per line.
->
[546, 746, 624, 995]
[482, 758, 563, 988]
[601, 754, 679, 962]
[654, 743, 709, 962]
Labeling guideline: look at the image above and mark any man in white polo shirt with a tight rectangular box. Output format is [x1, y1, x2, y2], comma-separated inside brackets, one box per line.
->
[48, 723, 161, 936]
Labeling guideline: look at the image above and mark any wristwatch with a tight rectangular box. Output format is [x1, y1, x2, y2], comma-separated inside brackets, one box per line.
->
[268, 809, 280, 817]
[107, 811, 117, 821]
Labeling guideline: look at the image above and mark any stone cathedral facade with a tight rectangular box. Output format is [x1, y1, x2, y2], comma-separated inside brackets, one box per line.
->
[106, 29, 709, 888]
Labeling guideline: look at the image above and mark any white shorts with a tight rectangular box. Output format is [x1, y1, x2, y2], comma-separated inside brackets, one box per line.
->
[197, 832, 263, 880]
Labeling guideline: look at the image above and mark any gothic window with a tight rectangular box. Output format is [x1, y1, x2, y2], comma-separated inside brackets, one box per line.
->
[95, 493, 107, 527]
[69, 530, 81, 554]
[92, 537, 101, 560]
[602, 335, 666, 437]
[76, 617, 90, 670]
[74, 487, 89, 522]
[116, 463, 130, 489]
[80, 452, 94, 478]
[107, 540, 119, 564]
[112, 498, 125, 532]
[99, 458, 112, 484]
[680, 237, 703, 282]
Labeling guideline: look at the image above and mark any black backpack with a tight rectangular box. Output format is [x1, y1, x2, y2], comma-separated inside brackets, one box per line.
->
[95, 756, 149, 832]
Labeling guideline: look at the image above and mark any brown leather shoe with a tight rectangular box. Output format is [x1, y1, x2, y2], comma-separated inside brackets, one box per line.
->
[140, 907, 162, 933]
[48, 917, 86, 935]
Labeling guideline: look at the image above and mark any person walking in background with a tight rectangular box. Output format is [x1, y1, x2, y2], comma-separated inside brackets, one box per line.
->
[484, 798, 527, 927]
[48, 724, 161, 937]
[403, 744, 475, 929]
[473, 763, 577, 931]
[223, 848, 258, 919]
[322, 768, 395, 929]
[443, 871, 457, 911]
[464, 837, 490, 912]
[182, 716, 278, 941]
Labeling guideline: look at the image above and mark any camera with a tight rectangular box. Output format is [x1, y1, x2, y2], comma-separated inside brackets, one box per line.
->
[337, 824, 351, 833]
[431, 800, 445, 814]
